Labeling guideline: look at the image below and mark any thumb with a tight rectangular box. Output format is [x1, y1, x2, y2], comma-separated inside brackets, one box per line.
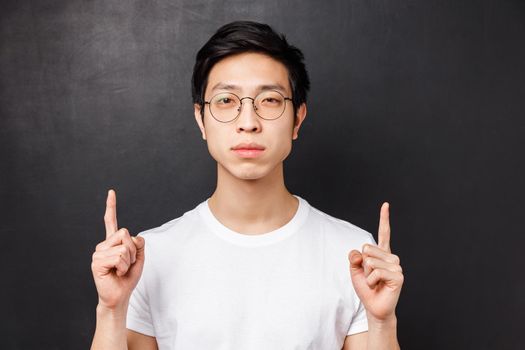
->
[131, 236, 145, 261]
[348, 249, 371, 304]
[127, 236, 145, 282]
[348, 250, 364, 275]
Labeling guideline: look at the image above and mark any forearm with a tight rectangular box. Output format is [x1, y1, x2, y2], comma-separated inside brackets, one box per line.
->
[91, 304, 129, 350]
[366, 314, 400, 350]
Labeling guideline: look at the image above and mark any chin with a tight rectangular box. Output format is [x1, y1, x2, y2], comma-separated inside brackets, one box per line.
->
[219, 162, 275, 181]
[232, 167, 269, 181]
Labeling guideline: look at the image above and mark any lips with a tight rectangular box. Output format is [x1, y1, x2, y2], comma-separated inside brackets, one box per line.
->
[231, 142, 265, 158]
[231, 142, 266, 151]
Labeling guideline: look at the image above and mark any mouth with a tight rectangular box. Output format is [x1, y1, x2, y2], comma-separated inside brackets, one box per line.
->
[231, 142, 266, 158]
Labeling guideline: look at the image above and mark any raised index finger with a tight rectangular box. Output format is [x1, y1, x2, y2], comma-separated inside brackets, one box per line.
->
[378, 202, 391, 253]
[104, 189, 118, 238]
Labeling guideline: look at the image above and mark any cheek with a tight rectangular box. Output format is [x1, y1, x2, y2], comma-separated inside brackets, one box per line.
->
[270, 126, 294, 160]
[203, 126, 228, 160]
[280, 137, 293, 159]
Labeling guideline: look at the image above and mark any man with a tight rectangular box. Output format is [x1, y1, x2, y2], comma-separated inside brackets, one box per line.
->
[91, 21, 403, 349]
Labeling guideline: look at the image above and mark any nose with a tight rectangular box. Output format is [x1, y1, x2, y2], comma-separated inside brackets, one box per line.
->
[235, 98, 261, 133]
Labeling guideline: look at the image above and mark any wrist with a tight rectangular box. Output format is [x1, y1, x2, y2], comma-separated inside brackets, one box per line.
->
[96, 302, 128, 320]
[366, 312, 397, 330]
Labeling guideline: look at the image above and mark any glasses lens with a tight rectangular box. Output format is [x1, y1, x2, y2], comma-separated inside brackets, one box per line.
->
[210, 93, 240, 122]
[255, 90, 286, 120]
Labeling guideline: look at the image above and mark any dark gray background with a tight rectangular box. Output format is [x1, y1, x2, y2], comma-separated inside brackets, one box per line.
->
[1, 0, 524, 349]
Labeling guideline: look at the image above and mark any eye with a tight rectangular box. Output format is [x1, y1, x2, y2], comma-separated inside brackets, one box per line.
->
[212, 94, 238, 108]
[218, 97, 232, 104]
[260, 96, 283, 106]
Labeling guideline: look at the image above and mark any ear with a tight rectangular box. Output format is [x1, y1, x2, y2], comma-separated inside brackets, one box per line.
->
[194, 104, 207, 140]
[292, 103, 307, 140]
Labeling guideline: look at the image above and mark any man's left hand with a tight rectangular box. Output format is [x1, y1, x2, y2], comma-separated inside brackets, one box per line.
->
[348, 202, 404, 322]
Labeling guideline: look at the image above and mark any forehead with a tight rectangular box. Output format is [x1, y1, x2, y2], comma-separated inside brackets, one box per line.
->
[205, 52, 291, 96]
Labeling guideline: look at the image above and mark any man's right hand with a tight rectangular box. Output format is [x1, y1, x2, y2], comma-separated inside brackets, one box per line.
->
[91, 189, 145, 312]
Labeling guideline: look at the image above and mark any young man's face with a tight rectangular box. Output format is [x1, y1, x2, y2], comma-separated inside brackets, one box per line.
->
[194, 52, 307, 181]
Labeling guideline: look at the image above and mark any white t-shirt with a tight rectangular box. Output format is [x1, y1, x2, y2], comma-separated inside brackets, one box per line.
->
[127, 195, 376, 349]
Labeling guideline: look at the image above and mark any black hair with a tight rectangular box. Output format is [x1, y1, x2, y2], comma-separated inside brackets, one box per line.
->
[191, 21, 310, 119]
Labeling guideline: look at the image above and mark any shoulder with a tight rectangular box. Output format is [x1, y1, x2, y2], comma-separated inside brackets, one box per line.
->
[136, 200, 205, 245]
[303, 198, 376, 248]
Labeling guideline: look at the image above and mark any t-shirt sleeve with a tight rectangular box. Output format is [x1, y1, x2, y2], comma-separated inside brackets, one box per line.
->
[346, 232, 377, 336]
[346, 298, 368, 335]
[126, 239, 155, 336]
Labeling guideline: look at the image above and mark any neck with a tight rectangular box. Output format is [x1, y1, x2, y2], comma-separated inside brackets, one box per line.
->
[208, 162, 298, 235]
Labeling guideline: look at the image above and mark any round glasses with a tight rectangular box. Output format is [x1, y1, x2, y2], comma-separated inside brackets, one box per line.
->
[204, 90, 292, 123]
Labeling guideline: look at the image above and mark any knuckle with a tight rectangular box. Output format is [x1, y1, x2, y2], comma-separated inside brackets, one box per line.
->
[125, 236, 136, 250]
[367, 270, 380, 285]
[115, 255, 124, 265]
[391, 254, 400, 264]
[118, 261, 129, 273]
[118, 246, 128, 255]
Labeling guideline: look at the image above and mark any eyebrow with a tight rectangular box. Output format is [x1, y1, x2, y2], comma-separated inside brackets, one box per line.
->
[210, 83, 288, 94]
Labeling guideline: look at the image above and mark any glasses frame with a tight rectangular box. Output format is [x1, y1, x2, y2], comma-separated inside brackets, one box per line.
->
[203, 90, 293, 123]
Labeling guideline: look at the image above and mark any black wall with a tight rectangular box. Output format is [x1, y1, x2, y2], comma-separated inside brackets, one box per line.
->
[2, 0, 524, 349]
